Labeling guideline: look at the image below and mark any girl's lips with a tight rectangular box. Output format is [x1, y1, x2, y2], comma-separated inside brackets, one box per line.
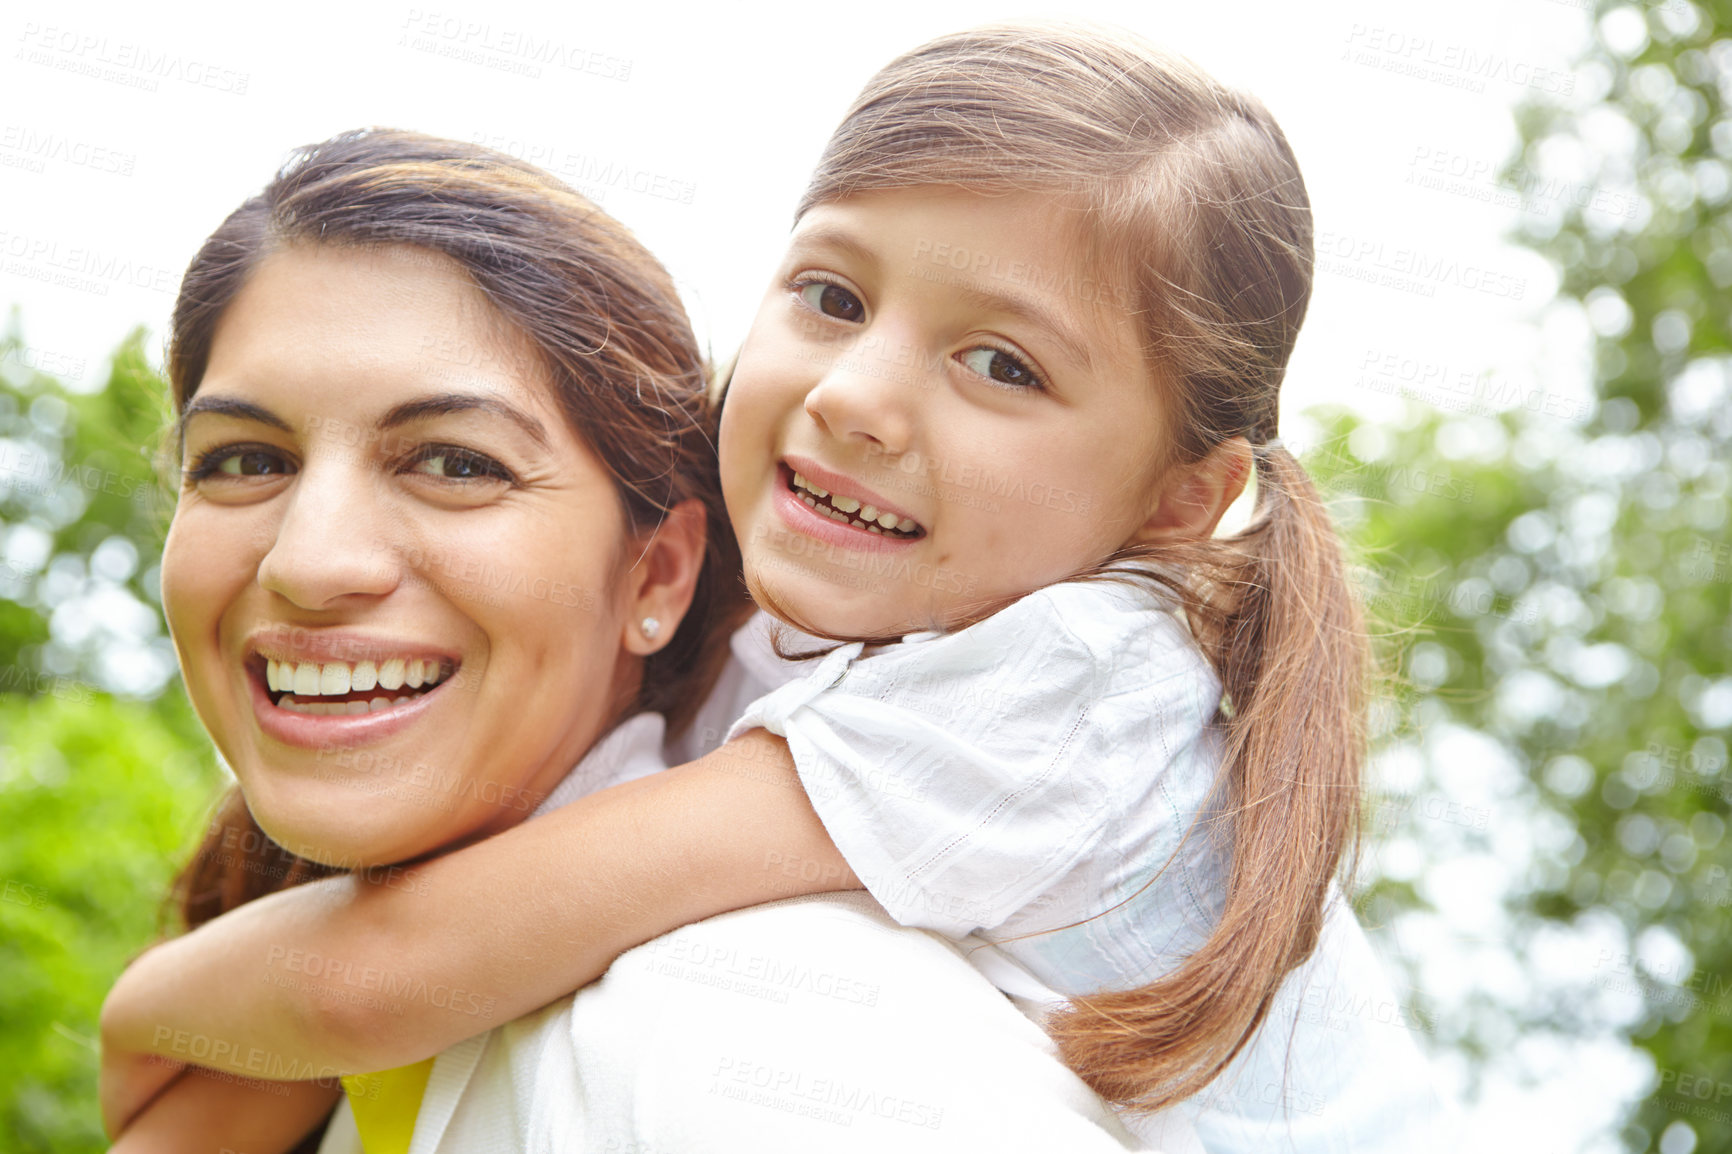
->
[772, 465, 923, 553]
[248, 661, 454, 751]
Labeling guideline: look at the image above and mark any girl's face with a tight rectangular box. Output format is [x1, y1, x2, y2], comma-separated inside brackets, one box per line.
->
[720, 186, 1170, 638]
[163, 244, 652, 869]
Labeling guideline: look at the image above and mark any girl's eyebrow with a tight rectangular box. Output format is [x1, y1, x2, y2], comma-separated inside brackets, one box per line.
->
[951, 281, 1095, 373]
[794, 225, 1095, 371]
[788, 225, 881, 271]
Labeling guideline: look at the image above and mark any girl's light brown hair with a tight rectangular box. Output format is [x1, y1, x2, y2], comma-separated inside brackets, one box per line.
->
[801, 26, 1366, 1113]
[165, 129, 748, 953]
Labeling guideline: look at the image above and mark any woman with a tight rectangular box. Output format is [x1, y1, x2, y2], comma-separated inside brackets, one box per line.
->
[102, 129, 1183, 1152]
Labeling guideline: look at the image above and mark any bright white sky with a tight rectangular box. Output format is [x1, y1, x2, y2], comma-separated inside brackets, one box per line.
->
[1, 0, 1635, 1148]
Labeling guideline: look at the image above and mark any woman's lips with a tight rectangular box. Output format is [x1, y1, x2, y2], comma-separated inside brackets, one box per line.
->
[248, 660, 455, 750]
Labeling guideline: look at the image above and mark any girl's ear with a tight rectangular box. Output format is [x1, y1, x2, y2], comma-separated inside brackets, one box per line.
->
[1133, 437, 1253, 545]
[620, 498, 708, 656]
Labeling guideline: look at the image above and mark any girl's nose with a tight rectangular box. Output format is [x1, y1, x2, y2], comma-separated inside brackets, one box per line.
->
[256, 463, 401, 610]
[802, 346, 917, 456]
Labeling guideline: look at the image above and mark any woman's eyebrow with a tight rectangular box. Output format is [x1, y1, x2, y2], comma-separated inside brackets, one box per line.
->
[179, 396, 292, 438]
[378, 394, 551, 450]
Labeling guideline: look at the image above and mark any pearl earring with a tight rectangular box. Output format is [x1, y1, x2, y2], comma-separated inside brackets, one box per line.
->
[640, 616, 661, 641]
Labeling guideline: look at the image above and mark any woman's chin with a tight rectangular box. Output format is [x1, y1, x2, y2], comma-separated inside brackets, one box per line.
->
[246, 787, 452, 871]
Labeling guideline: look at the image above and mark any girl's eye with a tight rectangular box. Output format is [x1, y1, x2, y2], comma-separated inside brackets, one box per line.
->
[187, 445, 295, 482]
[796, 280, 865, 323]
[958, 347, 1046, 391]
[407, 446, 513, 483]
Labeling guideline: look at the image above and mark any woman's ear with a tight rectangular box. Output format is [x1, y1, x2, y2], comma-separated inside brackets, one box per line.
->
[1133, 436, 1253, 545]
[620, 498, 708, 656]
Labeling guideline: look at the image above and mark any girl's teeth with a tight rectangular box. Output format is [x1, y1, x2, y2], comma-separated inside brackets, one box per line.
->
[378, 658, 406, 691]
[405, 660, 425, 689]
[352, 660, 378, 692]
[370, 696, 390, 712]
[791, 472, 922, 536]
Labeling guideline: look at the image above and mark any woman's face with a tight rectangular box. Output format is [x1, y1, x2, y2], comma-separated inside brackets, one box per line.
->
[163, 243, 646, 868]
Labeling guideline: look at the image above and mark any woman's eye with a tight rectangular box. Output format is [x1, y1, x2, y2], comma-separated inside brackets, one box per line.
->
[189, 446, 294, 482]
[408, 447, 512, 482]
[796, 281, 865, 323]
[959, 347, 1044, 391]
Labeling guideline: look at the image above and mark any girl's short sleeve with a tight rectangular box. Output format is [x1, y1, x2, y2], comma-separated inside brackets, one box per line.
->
[727, 581, 1222, 943]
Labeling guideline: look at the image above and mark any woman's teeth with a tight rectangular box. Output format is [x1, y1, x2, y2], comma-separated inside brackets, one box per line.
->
[791, 472, 922, 537]
[278, 696, 414, 716]
[265, 657, 447, 695]
[263, 657, 451, 716]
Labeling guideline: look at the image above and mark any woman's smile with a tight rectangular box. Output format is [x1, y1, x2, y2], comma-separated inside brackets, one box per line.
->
[242, 628, 463, 742]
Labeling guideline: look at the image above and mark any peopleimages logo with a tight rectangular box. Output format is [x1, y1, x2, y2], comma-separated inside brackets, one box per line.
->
[1316, 230, 1527, 300]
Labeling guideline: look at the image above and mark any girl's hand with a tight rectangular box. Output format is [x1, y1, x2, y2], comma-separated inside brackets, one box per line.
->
[99, 1023, 184, 1138]
[105, 1066, 340, 1153]
[98, 728, 857, 1078]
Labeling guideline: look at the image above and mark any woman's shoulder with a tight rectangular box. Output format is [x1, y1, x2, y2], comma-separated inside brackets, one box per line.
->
[539, 894, 1152, 1152]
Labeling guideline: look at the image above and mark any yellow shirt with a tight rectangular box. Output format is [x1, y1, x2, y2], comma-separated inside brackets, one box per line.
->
[340, 1060, 436, 1154]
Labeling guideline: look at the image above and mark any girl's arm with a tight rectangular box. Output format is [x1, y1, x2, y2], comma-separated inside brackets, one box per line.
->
[107, 1067, 338, 1154]
[101, 729, 857, 1082]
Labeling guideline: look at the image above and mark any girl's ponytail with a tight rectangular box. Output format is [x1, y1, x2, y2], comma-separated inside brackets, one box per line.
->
[1050, 443, 1366, 1111]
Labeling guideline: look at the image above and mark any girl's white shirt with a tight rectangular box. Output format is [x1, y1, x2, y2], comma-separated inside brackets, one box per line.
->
[314, 710, 1198, 1154]
[723, 581, 1453, 1153]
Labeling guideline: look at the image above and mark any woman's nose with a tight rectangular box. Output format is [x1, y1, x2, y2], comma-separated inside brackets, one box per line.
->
[801, 337, 920, 456]
[256, 462, 401, 610]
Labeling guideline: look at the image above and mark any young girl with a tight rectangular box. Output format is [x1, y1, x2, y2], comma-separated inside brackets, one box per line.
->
[104, 24, 1440, 1152]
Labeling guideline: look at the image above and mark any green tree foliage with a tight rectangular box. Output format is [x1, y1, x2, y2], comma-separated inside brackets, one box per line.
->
[1, 327, 219, 1152]
[1513, 5, 1732, 1150]
[1311, 4, 1730, 1151]
[1, 320, 179, 697]
[0, 693, 216, 1152]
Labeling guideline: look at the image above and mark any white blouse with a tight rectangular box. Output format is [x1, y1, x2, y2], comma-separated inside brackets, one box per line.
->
[725, 580, 1453, 1152]
[727, 578, 1228, 995]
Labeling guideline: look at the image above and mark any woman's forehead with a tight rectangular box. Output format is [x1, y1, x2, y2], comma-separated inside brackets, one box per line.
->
[201, 244, 559, 424]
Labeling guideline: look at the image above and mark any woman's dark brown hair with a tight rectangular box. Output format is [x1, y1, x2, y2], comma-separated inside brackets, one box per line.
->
[166, 128, 746, 947]
[798, 25, 1367, 1114]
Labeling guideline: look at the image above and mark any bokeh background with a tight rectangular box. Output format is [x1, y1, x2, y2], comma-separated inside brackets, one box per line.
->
[1, 1, 1727, 1151]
